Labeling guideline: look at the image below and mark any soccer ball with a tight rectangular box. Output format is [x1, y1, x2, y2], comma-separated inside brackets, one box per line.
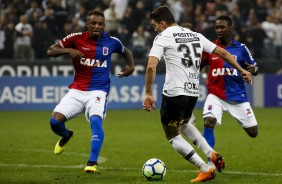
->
[142, 158, 166, 181]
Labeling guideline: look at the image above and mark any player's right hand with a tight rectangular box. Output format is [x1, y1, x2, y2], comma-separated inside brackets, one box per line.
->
[241, 70, 252, 85]
[142, 95, 155, 112]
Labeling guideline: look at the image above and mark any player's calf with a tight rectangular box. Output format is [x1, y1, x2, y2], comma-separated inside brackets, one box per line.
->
[54, 130, 73, 155]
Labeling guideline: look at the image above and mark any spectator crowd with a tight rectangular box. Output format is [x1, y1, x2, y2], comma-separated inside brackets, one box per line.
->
[0, 0, 281, 61]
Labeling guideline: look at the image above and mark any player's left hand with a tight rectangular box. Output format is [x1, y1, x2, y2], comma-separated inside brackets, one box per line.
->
[241, 70, 253, 85]
[117, 65, 135, 77]
[142, 95, 155, 112]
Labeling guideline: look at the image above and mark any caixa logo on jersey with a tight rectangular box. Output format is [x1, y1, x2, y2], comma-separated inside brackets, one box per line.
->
[184, 82, 199, 91]
[212, 68, 238, 76]
[80, 58, 107, 67]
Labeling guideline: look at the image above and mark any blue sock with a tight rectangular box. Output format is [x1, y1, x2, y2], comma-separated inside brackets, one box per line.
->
[203, 127, 215, 162]
[50, 118, 69, 138]
[89, 115, 104, 163]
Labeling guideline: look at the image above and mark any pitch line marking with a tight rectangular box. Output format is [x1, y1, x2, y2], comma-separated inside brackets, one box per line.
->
[0, 148, 107, 163]
[0, 163, 281, 177]
[1, 149, 281, 177]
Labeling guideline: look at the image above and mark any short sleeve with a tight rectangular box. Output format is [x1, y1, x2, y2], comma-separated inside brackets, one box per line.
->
[148, 35, 165, 60]
[241, 44, 256, 65]
[59, 33, 82, 48]
[199, 33, 217, 54]
[111, 37, 125, 54]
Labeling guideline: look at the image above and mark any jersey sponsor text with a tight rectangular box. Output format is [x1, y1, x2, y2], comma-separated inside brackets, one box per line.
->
[189, 72, 200, 79]
[184, 82, 199, 94]
[211, 68, 238, 76]
[80, 58, 107, 67]
[173, 32, 197, 37]
[175, 37, 200, 43]
[63, 32, 82, 41]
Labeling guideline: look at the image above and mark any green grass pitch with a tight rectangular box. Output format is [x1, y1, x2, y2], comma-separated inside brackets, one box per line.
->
[0, 108, 281, 183]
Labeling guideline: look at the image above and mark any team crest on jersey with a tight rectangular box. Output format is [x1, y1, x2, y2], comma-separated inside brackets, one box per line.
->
[103, 47, 109, 55]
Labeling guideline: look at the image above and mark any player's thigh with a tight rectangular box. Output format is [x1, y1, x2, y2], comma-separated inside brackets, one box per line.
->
[54, 89, 85, 120]
[227, 102, 258, 128]
[85, 90, 108, 122]
[160, 95, 197, 127]
[183, 96, 198, 122]
[203, 94, 225, 125]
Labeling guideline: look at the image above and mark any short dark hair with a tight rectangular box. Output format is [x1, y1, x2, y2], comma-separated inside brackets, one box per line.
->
[150, 6, 175, 25]
[88, 10, 105, 18]
[216, 15, 232, 26]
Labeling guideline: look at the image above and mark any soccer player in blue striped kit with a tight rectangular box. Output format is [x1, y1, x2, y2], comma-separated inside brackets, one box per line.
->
[200, 15, 259, 168]
[47, 10, 134, 173]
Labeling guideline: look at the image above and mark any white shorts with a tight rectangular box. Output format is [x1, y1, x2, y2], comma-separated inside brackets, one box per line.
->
[203, 94, 257, 128]
[54, 89, 107, 122]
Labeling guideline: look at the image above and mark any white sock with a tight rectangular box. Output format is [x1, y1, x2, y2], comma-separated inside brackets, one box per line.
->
[169, 135, 209, 171]
[180, 123, 213, 158]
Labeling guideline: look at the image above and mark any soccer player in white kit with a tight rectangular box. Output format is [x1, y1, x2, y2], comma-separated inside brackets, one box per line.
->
[142, 6, 252, 182]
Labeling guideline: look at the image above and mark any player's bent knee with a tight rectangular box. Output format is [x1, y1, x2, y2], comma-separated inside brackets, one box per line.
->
[165, 131, 178, 141]
[50, 118, 61, 125]
[245, 126, 258, 138]
[163, 125, 180, 141]
[51, 112, 67, 122]
[50, 118, 63, 131]
[204, 117, 216, 128]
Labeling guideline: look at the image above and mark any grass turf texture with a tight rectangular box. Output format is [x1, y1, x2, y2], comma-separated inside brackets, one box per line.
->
[0, 108, 281, 183]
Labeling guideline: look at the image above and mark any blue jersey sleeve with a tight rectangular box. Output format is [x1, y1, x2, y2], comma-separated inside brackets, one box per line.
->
[241, 44, 256, 65]
[111, 37, 125, 54]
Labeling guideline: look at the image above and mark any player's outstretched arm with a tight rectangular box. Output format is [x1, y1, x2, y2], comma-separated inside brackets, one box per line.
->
[143, 56, 158, 112]
[213, 46, 252, 85]
[117, 47, 135, 77]
[47, 43, 84, 59]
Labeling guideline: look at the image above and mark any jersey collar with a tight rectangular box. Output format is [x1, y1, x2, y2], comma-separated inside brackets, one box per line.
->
[214, 38, 237, 48]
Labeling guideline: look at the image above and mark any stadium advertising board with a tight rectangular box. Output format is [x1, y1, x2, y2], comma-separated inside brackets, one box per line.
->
[0, 75, 208, 110]
[264, 74, 282, 107]
[0, 60, 266, 109]
[0, 60, 165, 77]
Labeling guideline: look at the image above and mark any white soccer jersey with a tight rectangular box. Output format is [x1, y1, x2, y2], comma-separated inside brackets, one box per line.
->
[149, 26, 217, 97]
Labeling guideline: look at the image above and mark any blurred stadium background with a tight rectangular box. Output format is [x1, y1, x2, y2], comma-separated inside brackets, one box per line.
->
[0, 0, 281, 110]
